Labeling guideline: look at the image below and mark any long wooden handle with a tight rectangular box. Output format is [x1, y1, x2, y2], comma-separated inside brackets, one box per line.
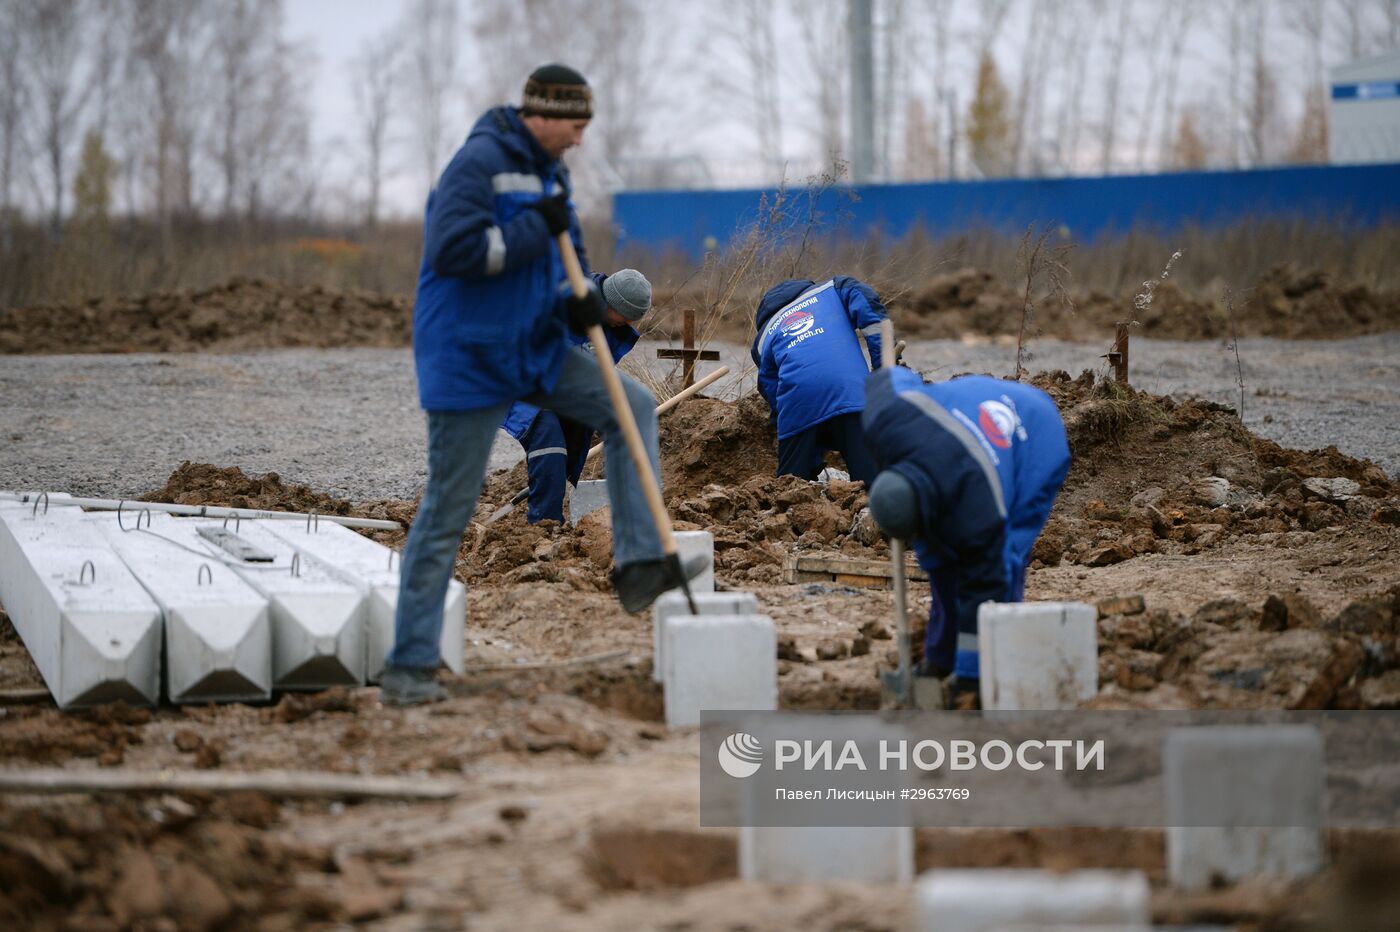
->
[558, 233, 679, 557]
[583, 365, 728, 464]
[879, 317, 912, 704]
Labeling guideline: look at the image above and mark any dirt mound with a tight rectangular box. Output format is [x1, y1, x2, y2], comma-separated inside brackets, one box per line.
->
[896, 265, 1400, 342]
[0, 276, 411, 355]
[0, 796, 339, 929]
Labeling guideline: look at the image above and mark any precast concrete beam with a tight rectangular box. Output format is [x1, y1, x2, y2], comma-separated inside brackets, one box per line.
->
[260, 520, 464, 680]
[666, 530, 715, 597]
[92, 514, 271, 703]
[977, 601, 1098, 710]
[162, 520, 367, 690]
[0, 504, 161, 708]
[1165, 725, 1326, 890]
[740, 825, 914, 883]
[914, 869, 1151, 931]
[663, 613, 776, 727]
[651, 590, 758, 683]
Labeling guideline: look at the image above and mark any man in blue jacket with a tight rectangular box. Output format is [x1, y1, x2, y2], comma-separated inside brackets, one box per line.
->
[862, 367, 1071, 696]
[751, 277, 887, 485]
[501, 268, 650, 524]
[383, 65, 699, 705]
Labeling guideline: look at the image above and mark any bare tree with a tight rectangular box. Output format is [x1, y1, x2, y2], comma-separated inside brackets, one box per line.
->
[791, 0, 846, 166]
[24, 0, 92, 234]
[1055, 0, 1103, 173]
[702, 0, 785, 172]
[208, 0, 275, 218]
[127, 0, 208, 251]
[1155, 1, 1197, 170]
[1243, 0, 1278, 165]
[1097, 0, 1133, 173]
[0, 0, 30, 236]
[1008, 1, 1059, 175]
[404, 0, 460, 193]
[351, 33, 400, 229]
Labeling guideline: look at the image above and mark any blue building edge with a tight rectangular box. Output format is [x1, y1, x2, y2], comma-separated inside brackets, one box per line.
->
[613, 162, 1400, 261]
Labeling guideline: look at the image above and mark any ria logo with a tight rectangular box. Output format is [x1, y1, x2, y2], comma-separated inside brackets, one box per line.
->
[977, 400, 1017, 450]
[717, 732, 764, 778]
[778, 309, 816, 338]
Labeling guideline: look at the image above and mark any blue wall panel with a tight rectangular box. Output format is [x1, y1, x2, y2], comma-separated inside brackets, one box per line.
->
[613, 163, 1400, 259]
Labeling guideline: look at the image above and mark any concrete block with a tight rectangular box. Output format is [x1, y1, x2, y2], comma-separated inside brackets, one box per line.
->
[914, 869, 1151, 932]
[260, 520, 464, 680]
[0, 505, 161, 708]
[978, 601, 1098, 710]
[93, 514, 270, 704]
[666, 530, 715, 597]
[568, 479, 609, 526]
[651, 590, 758, 682]
[178, 521, 367, 690]
[663, 614, 776, 726]
[740, 825, 913, 883]
[1165, 726, 1326, 890]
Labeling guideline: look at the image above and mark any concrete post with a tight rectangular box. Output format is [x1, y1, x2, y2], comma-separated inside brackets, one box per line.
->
[652, 590, 759, 682]
[978, 601, 1098, 710]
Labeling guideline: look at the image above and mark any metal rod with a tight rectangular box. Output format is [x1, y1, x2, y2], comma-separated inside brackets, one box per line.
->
[0, 492, 401, 531]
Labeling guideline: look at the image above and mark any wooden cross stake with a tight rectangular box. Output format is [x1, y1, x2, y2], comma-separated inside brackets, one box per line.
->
[656, 307, 720, 388]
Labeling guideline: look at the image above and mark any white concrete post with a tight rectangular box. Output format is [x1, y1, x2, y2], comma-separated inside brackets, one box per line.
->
[978, 601, 1098, 710]
[914, 869, 1151, 932]
[663, 614, 776, 726]
[651, 590, 758, 682]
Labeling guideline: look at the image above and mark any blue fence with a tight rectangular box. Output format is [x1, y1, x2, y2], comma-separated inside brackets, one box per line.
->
[612, 162, 1400, 260]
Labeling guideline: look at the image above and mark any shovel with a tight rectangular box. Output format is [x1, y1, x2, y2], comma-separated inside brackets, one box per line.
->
[556, 233, 699, 615]
[873, 319, 916, 708]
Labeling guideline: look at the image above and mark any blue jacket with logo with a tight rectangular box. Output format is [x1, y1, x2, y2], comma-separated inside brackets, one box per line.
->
[862, 367, 1071, 646]
[413, 105, 588, 411]
[750, 277, 886, 440]
[501, 273, 640, 439]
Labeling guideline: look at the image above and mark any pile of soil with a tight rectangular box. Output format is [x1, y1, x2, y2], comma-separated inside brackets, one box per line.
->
[0, 277, 411, 355]
[894, 265, 1400, 342]
[0, 796, 339, 930]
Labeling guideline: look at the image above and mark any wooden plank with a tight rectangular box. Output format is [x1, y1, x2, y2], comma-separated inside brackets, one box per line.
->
[783, 554, 927, 582]
[0, 768, 460, 801]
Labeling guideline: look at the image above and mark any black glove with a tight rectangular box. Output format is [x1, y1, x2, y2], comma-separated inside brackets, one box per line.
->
[528, 192, 571, 235]
[566, 283, 607, 331]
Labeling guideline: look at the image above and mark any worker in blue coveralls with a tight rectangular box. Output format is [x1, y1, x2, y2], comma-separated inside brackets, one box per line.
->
[501, 268, 651, 524]
[751, 277, 888, 485]
[861, 366, 1071, 698]
[381, 64, 702, 705]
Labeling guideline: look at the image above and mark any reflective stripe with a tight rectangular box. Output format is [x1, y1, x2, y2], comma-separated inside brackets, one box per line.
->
[899, 390, 1007, 519]
[526, 446, 567, 460]
[957, 632, 979, 652]
[492, 172, 543, 195]
[484, 226, 505, 275]
[860, 322, 883, 336]
[756, 278, 836, 357]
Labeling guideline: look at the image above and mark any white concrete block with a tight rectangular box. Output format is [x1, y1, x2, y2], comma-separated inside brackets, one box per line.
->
[260, 520, 464, 680]
[652, 590, 759, 682]
[92, 514, 270, 704]
[914, 869, 1151, 932]
[978, 601, 1098, 710]
[0, 506, 161, 708]
[1165, 726, 1326, 891]
[175, 521, 367, 690]
[663, 614, 776, 727]
[666, 530, 715, 597]
[568, 479, 609, 526]
[741, 825, 914, 883]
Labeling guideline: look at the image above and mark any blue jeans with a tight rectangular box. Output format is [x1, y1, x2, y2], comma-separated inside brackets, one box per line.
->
[388, 345, 662, 670]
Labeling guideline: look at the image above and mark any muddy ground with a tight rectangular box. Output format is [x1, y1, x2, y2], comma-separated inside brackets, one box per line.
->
[2, 370, 1400, 929]
[3, 265, 1398, 356]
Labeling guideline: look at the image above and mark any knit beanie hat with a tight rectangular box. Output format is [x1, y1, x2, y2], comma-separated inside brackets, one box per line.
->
[868, 470, 920, 540]
[601, 269, 652, 321]
[521, 64, 593, 119]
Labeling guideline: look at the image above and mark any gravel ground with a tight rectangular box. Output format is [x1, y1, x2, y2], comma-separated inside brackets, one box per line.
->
[2, 332, 1397, 502]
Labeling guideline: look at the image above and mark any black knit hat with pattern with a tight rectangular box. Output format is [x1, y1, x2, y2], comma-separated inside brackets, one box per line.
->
[521, 64, 593, 119]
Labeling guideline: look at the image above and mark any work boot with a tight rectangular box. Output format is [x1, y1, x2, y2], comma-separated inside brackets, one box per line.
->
[612, 554, 708, 615]
[379, 665, 447, 706]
